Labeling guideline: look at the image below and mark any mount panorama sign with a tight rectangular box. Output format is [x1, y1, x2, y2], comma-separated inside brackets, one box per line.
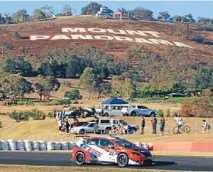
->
[30, 27, 193, 48]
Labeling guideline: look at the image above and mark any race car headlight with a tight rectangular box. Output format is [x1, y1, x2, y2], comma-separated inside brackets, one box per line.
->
[131, 152, 141, 156]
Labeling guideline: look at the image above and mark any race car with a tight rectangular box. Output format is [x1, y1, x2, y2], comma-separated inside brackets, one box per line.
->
[71, 135, 153, 167]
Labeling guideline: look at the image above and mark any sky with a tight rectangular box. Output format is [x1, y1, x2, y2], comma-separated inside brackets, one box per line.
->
[0, 1, 213, 19]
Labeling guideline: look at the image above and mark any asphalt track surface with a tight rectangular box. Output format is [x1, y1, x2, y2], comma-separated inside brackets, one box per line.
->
[0, 152, 213, 171]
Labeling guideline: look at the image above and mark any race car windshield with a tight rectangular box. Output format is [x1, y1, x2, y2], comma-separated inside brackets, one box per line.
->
[115, 139, 136, 149]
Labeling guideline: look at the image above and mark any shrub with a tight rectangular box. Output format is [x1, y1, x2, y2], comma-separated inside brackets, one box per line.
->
[0, 121, 2, 128]
[191, 35, 205, 43]
[28, 109, 45, 120]
[52, 99, 63, 105]
[64, 89, 81, 100]
[9, 111, 29, 122]
[180, 97, 213, 117]
[202, 89, 212, 97]
[166, 108, 171, 117]
[14, 32, 21, 39]
[48, 112, 54, 118]
[105, 41, 113, 49]
[60, 99, 71, 105]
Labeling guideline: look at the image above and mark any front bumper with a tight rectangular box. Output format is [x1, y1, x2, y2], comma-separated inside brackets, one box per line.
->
[70, 130, 79, 134]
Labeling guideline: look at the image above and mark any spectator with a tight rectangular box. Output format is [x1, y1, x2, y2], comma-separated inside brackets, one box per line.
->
[202, 120, 210, 133]
[151, 116, 157, 134]
[160, 116, 165, 136]
[57, 119, 63, 135]
[119, 124, 125, 135]
[91, 106, 96, 117]
[65, 118, 70, 136]
[72, 110, 79, 123]
[53, 109, 56, 118]
[140, 117, 145, 134]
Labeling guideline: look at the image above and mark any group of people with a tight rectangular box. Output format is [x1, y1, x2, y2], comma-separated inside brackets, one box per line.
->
[140, 116, 166, 136]
[110, 123, 136, 135]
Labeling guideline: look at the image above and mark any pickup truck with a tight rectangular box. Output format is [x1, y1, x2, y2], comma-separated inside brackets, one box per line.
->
[89, 118, 139, 134]
[121, 105, 156, 117]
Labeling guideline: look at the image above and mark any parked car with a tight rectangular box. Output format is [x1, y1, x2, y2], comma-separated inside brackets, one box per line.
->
[71, 135, 153, 167]
[70, 122, 97, 135]
[93, 118, 138, 134]
[65, 108, 94, 118]
[71, 122, 88, 128]
[121, 105, 156, 117]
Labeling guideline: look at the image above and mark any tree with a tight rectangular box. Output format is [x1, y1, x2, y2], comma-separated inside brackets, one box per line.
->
[80, 67, 101, 99]
[130, 7, 153, 20]
[120, 78, 134, 99]
[4, 14, 12, 24]
[118, 8, 129, 17]
[0, 13, 5, 24]
[198, 17, 213, 24]
[0, 70, 33, 99]
[12, 9, 28, 23]
[33, 75, 60, 101]
[81, 2, 102, 15]
[32, 8, 46, 19]
[158, 11, 170, 21]
[62, 4, 72, 16]
[41, 6, 54, 18]
[2, 57, 33, 76]
[182, 14, 195, 23]
[38, 62, 54, 76]
[2, 58, 16, 74]
[173, 15, 182, 22]
[64, 89, 81, 100]
[97, 82, 112, 98]
[195, 67, 213, 90]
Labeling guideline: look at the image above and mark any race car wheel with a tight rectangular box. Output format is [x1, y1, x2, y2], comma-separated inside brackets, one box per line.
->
[117, 153, 129, 167]
[75, 152, 85, 165]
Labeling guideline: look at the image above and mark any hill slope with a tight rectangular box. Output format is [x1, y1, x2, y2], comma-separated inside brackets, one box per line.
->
[0, 16, 213, 60]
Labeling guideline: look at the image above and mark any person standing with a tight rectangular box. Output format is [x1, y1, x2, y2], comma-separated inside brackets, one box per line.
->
[160, 116, 165, 136]
[65, 118, 70, 136]
[151, 116, 157, 134]
[141, 117, 145, 134]
[57, 119, 62, 135]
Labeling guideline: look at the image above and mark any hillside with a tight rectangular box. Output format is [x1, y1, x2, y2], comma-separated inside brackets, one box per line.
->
[1, 16, 213, 90]
[0, 16, 213, 60]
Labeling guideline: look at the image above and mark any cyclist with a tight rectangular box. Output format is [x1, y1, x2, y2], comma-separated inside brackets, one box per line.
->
[174, 114, 183, 134]
[202, 120, 210, 133]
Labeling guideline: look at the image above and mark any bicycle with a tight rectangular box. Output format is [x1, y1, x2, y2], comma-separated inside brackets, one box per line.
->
[173, 124, 191, 134]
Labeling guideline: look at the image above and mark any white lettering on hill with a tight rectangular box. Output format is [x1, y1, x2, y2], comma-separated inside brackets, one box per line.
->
[30, 27, 193, 48]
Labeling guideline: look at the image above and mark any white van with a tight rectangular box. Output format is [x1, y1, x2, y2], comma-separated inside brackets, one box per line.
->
[96, 104, 132, 117]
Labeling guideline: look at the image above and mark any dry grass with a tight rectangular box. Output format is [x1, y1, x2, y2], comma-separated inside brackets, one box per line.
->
[0, 165, 196, 172]
[0, 115, 213, 143]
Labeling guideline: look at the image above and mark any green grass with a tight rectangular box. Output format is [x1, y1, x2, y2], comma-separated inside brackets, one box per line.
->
[134, 97, 190, 104]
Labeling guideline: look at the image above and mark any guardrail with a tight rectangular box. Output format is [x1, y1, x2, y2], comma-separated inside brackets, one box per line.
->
[0, 140, 152, 151]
